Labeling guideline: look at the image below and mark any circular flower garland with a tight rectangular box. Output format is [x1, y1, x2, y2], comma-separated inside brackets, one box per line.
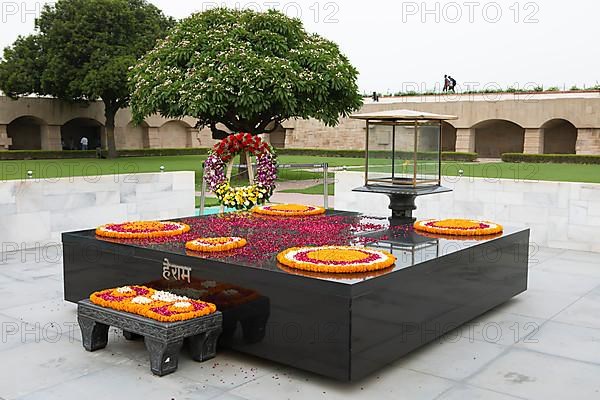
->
[277, 246, 396, 274]
[252, 204, 326, 217]
[414, 219, 503, 236]
[96, 221, 190, 239]
[416, 230, 503, 241]
[90, 285, 217, 322]
[204, 133, 277, 210]
[185, 237, 248, 252]
[278, 263, 394, 280]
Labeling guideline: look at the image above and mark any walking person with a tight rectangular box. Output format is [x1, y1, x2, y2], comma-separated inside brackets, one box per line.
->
[80, 136, 89, 150]
[448, 75, 457, 93]
[443, 75, 449, 92]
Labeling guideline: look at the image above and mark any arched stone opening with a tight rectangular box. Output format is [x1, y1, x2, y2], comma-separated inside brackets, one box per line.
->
[158, 121, 191, 148]
[542, 119, 577, 154]
[473, 119, 525, 158]
[61, 118, 103, 150]
[7, 116, 45, 150]
[441, 121, 457, 152]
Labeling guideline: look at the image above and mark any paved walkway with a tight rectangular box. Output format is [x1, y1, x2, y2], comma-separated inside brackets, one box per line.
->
[1, 246, 600, 399]
[268, 192, 333, 208]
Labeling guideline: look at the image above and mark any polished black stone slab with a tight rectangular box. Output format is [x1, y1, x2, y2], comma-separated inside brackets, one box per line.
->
[62, 211, 529, 381]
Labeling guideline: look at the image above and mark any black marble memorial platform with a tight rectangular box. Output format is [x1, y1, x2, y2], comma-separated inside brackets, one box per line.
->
[63, 210, 529, 381]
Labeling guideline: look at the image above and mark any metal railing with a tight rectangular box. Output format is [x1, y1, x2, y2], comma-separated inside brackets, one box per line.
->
[199, 162, 330, 215]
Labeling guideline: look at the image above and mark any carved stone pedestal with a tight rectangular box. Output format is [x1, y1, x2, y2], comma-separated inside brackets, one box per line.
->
[77, 300, 223, 376]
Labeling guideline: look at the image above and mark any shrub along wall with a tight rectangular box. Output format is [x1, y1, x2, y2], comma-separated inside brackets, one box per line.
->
[275, 148, 477, 162]
[0, 148, 210, 160]
[0, 150, 98, 160]
[0, 147, 477, 162]
[501, 153, 600, 164]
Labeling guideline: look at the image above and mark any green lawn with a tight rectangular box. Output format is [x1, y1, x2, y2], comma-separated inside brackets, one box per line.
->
[281, 183, 335, 195]
[0, 155, 365, 183]
[195, 197, 221, 208]
[1, 155, 599, 184]
[0, 155, 208, 182]
[439, 162, 600, 184]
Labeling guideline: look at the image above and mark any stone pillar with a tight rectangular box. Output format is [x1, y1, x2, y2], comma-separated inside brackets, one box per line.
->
[147, 127, 161, 149]
[455, 128, 475, 153]
[284, 128, 295, 149]
[576, 128, 600, 155]
[0, 124, 12, 150]
[524, 128, 544, 154]
[40, 125, 62, 150]
[186, 127, 197, 148]
[259, 133, 271, 144]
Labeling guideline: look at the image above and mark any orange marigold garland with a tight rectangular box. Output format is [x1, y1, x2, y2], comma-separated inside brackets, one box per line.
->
[185, 237, 247, 252]
[252, 204, 326, 217]
[278, 263, 394, 280]
[277, 246, 396, 274]
[96, 221, 190, 239]
[413, 219, 503, 236]
[90, 285, 217, 322]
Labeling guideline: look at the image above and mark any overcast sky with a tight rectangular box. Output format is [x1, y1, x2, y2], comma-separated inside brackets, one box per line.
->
[1, 0, 598, 93]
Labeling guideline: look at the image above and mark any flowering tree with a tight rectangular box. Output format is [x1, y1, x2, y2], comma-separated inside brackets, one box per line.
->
[130, 8, 363, 139]
[0, 0, 173, 158]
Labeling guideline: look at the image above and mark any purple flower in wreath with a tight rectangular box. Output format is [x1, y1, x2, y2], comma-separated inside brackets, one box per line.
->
[204, 153, 227, 191]
[256, 152, 277, 191]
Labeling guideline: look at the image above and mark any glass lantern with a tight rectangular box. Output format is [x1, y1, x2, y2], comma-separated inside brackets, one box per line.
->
[365, 120, 443, 188]
[351, 110, 458, 222]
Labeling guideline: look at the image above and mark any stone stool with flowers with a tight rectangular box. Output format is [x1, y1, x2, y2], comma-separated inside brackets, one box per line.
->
[77, 285, 222, 376]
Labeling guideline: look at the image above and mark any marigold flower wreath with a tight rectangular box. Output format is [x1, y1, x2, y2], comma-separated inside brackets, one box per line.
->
[204, 133, 277, 210]
[277, 246, 396, 274]
[95, 221, 190, 239]
[252, 203, 326, 217]
[278, 262, 394, 280]
[90, 285, 217, 322]
[185, 237, 248, 252]
[413, 219, 503, 236]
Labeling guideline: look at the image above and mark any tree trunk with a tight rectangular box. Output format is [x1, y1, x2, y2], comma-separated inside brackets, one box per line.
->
[104, 104, 118, 159]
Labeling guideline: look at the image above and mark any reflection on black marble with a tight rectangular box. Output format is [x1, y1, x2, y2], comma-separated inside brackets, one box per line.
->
[144, 277, 270, 346]
[62, 212, 530, 381]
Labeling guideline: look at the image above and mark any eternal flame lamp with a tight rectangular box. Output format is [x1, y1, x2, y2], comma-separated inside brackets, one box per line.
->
[350, 109, 458, 224]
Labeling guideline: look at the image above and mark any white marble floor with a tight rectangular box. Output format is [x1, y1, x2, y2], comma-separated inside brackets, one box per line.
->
[1, 246, 600, 400]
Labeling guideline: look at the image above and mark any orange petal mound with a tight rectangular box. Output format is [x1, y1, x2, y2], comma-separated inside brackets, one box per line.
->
[251, 204, 326, 217]
[185, 237, 247, 252]
[414, 219, 503, 236]
[90, 285, 217, 322]
[277, 246, 396, 274]
[95, 221, 190, 239]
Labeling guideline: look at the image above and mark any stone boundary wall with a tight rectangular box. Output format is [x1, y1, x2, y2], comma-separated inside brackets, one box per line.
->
[0, 171, 195, 250]
[335, 171, 600, 253]
[3, 94, 600, 154]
